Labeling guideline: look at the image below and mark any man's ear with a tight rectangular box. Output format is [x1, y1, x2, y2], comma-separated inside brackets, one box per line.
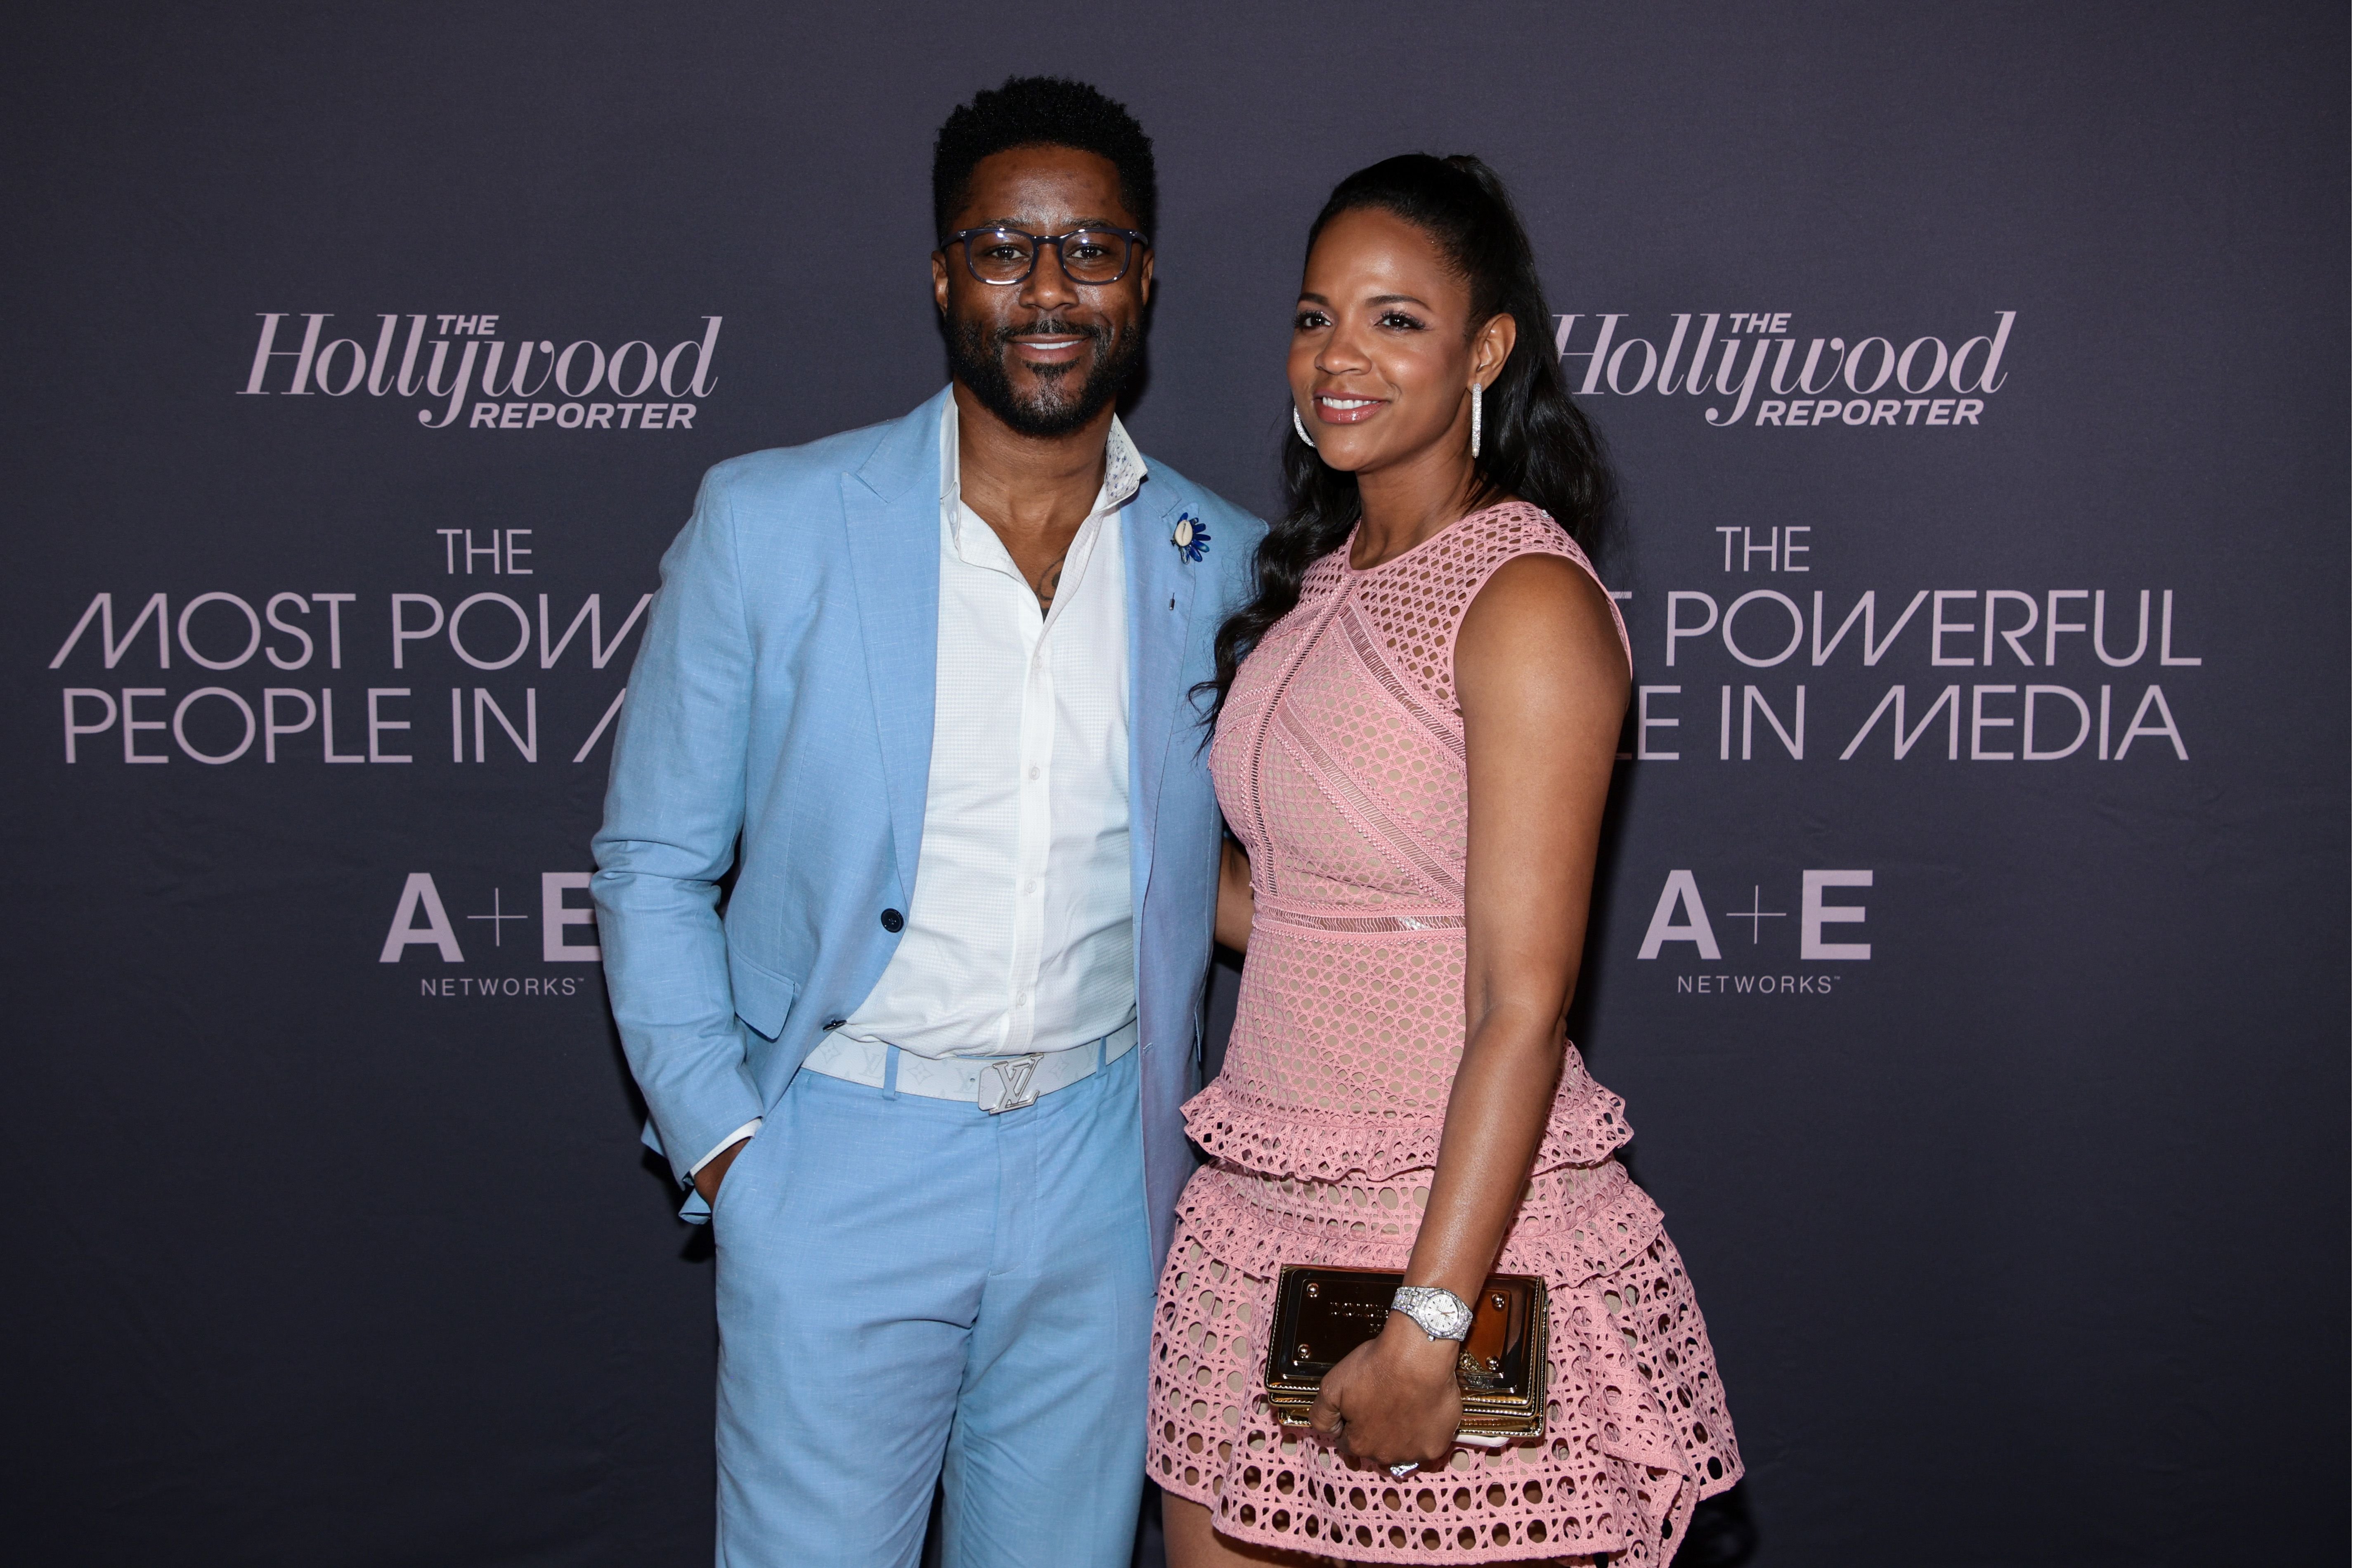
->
[1139, 249, 1154, 306]
[932, 250, 951, 316]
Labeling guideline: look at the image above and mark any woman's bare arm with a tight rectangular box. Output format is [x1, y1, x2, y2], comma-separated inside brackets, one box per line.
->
[1215, 836, 1254, 952]
[1308, 551, 1629, 1468]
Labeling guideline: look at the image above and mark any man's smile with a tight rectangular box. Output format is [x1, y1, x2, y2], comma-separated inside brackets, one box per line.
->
[1010, 333, 1089, 365]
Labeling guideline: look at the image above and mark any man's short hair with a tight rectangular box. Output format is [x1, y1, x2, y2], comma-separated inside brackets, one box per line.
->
[932, 76, 1158, 241]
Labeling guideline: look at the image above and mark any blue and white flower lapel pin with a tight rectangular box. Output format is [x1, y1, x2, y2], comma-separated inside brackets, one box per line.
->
[1171, 509, 1210, 563]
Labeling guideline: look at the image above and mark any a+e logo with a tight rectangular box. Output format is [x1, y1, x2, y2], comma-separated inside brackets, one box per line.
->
[1636, 869, 1872, 961]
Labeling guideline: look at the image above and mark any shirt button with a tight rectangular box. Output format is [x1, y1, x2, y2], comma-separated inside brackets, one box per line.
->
[1027, 765, 1041, 780]
[879, 909, 904, 933]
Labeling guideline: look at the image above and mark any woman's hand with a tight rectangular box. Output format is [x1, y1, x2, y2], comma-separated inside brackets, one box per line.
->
[1306, 1313, 1462, 1471]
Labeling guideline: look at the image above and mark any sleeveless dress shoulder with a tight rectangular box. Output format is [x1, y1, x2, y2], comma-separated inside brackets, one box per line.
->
[1146, 502, 1741, 1566]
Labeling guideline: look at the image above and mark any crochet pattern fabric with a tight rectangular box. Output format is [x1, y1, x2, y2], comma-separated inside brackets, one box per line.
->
[1149, 504, 1740, 1564]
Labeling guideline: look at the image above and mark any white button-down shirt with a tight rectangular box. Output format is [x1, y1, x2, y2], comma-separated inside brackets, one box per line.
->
[690, 399, 1145, 1174]
[839, 397, 1140, 1058]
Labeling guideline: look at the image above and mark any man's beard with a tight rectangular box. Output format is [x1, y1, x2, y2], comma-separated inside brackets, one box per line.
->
[948, 314, 1142, 438]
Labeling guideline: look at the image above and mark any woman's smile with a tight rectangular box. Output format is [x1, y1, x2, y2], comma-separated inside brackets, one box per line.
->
[1314, 392, 1387, 423]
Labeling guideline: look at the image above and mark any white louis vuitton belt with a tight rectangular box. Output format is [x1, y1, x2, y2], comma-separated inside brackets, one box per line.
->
[799, 1019, 1138, 1114]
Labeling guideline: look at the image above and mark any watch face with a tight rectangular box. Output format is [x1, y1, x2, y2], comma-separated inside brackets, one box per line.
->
[1395, 1286, 1474, 1339]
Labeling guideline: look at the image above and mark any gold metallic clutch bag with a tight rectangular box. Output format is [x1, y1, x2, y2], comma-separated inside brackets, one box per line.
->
[1264, 1266, 1549, 1442]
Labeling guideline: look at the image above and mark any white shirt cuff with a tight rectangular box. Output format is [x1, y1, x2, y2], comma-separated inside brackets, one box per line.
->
[689, 1119, 762, 1178]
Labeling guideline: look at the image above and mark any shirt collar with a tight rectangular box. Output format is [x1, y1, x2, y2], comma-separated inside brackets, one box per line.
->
[937, 393, 1148, 534]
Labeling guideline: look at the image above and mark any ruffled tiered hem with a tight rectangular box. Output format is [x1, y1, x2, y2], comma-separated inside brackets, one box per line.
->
[1173, 1159, 1665, 1290]
[1148, 1160, 1742, 1565]
[1182, 1051, 1631, 1184]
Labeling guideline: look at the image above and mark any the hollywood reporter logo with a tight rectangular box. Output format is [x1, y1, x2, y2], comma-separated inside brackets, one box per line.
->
[239, 312, 721, 431]
[1554, 310, 2014, 430]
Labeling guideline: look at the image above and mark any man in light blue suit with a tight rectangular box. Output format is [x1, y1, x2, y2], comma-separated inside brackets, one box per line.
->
[592, 78, 1263, 1568]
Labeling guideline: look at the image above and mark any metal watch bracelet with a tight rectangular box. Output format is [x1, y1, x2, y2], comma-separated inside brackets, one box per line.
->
[1390, 1285, 1474, 1342]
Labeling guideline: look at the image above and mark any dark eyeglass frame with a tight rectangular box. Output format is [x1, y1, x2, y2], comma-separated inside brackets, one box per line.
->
[939, 226, 1152, 286]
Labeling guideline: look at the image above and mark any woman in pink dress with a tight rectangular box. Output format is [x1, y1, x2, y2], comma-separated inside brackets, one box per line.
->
[1151, 155, 1740, 1567]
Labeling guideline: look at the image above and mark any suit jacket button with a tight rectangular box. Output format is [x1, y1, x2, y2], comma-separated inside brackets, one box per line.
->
[880, 909, 904, 933]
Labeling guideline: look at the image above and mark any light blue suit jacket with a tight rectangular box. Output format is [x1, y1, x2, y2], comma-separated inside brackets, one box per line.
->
[591, 387, 1265, 1265]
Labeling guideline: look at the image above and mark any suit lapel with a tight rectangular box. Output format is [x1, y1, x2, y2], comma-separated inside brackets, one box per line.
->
[1126, 478, 1201, 913]
[841, 389, 950, 904]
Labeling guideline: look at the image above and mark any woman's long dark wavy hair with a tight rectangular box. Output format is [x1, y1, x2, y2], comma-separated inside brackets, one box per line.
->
[1205, 153, 1615, 725]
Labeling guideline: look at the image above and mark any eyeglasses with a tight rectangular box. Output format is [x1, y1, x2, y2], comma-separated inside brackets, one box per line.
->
[939, 226, 1150, 286]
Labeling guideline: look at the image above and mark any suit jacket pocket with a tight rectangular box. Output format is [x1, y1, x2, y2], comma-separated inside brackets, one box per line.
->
[728, 950, 800, 1041]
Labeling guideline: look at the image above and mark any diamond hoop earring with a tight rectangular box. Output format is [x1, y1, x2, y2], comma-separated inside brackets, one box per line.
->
[1292, 405, 1317, 449]
[1470, 381, 1483, 460]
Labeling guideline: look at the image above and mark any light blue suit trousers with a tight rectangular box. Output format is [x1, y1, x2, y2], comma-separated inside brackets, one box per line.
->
[711, 1048, 1152, 1568]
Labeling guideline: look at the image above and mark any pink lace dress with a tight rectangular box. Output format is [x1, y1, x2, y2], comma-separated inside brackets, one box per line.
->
[1148, 503, 1740, 1565]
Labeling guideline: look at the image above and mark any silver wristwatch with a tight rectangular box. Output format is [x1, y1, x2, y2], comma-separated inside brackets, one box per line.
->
[1390, 1285, 1475, 1342]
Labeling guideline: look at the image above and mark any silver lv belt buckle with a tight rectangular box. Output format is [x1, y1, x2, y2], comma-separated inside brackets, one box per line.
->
[976, 1054, 1045, 1114]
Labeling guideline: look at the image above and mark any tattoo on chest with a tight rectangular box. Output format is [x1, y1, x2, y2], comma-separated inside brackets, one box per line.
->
[1035, 553, 1067, 614]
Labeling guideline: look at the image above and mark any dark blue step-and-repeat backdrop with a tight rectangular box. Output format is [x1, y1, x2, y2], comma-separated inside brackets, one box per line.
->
[7, 5, 2344, 1565]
